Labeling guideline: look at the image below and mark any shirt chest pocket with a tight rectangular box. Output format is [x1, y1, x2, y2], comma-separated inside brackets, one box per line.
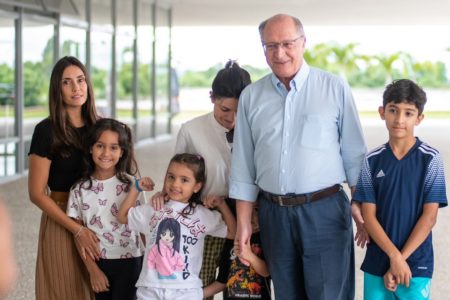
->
[298, 114, 337, 149]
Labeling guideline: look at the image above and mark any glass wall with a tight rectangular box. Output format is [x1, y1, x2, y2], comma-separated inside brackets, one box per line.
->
[115, 0, 135, 127]
[154, 7, 170, 136]
[91, 0, 113, 118]
[137, 0, 153, 141]
[0, 13, 16, 177]
[60, 26, 87, 63]
[0, 0, 173, 181]
[22, 16, 55, 170]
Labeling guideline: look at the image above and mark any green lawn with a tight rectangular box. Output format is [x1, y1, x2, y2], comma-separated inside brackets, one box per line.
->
[1, 106, 450, 119]
[359, 111, 450, 118]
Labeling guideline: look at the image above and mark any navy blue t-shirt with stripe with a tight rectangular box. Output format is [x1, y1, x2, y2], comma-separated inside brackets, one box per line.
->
[353, 138, 447, 278]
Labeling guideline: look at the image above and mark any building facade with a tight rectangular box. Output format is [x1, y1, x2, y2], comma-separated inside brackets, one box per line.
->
[0, 0, 175, 181]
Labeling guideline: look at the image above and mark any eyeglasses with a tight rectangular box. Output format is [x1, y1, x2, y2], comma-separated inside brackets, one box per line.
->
[262, 36, 304, 53]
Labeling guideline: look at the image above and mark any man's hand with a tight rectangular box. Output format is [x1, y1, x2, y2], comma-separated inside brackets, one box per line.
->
[351, 201, 370, 248]
[235, 200, 254, 266]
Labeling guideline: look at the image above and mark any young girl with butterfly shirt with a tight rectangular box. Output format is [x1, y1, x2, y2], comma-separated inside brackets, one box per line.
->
[67, 118, 153, 300]
[117, 153, 236, 300]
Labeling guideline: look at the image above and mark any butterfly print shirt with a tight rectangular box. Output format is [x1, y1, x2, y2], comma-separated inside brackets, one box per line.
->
[67, 175, 143, 259]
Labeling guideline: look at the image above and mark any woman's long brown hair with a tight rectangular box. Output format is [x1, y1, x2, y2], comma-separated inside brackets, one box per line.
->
[48, 56, 98, 156]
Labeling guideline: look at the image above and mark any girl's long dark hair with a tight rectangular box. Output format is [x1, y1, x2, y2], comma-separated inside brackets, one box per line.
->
[49, 56, 98, 157]
[168, 153, 206, 216]
[78, 118, 139, 188]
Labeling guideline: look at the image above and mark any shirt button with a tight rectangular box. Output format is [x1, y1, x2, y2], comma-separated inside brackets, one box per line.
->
[282, 169, 285, 173]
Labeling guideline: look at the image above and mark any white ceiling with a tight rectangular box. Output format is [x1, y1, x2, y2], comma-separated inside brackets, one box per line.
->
[170, 0, 450, 26]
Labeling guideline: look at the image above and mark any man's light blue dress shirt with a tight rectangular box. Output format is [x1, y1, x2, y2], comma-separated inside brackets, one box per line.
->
[229, 62, 367, 202]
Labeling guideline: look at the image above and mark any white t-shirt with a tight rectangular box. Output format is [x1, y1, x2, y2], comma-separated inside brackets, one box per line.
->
[67, 175, 143, 259]
[175, 112, 232, 197]
[127, 200, 228, 289]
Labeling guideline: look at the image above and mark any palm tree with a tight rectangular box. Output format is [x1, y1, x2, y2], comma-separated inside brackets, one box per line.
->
[328, 42, 359, 80]
[373, 52, 403, 84]
[304, 43, 332, 70]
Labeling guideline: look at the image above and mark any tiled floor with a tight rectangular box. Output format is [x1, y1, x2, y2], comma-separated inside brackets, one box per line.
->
[1, 118, 449, 299]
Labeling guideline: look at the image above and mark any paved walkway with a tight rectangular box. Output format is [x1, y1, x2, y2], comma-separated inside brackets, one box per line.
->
[1, 118, 449, 300]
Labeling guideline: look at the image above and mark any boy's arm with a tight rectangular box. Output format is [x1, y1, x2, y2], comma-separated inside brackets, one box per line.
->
[216, 200, 237, 239]
[238, 242, 269, 277]
[117, 177, 154, 224]
[400, 203, 439, 259]
[362, 203, 411, 287]
[379, 202, 439, 293]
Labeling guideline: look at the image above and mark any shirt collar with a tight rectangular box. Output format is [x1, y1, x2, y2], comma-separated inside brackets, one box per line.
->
[271, 60, 310, 93]
[208, 112, 230, 134]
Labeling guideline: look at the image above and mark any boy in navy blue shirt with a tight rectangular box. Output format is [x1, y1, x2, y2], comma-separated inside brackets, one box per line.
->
[353, 79, 447, 300]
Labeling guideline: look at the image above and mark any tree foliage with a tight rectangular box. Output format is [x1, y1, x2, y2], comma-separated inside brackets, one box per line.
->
[0, 39, 448, 108]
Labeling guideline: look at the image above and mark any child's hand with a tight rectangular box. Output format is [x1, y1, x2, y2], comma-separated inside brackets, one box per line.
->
[150, 191, 168, 211]
[202, 195, 225, 209]
[236, 239, 255, 264]
[138, 177, 155, 192]
[383, 270, 397, 292]
[89, 266, 110, 293]
[389, 253, 412, 287]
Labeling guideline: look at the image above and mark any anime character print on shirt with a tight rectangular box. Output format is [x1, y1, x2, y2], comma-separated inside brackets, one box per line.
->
[147, 218, 185, 279]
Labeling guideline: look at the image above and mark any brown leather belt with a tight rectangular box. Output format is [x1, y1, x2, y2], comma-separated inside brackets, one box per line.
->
[50, 191, 69, 208]
[263, 184, 342, 207]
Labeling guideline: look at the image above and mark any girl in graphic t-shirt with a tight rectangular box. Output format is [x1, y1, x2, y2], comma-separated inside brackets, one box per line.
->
[67, 118, 150, 300]
[118, 153, 236, 300]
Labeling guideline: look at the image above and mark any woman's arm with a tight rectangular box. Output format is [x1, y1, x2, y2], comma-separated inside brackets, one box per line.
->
[362, 203, 411, 287]
[72, 220, 109, 293]
[28, 154, 99, 259]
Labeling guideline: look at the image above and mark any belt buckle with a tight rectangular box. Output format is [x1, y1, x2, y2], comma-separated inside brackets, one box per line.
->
[275, 196, 286, 207]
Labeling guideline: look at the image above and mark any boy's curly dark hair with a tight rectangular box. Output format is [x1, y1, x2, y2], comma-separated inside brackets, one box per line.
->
[383, 79, 427, 114]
